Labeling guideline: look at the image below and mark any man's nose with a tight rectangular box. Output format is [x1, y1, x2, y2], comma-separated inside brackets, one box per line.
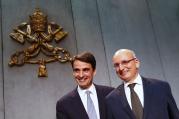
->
[79, 71, 84, 77]
[116, 64, 125, 71]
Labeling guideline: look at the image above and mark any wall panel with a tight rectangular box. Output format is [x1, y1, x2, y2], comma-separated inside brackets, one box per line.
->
[0, 0, 5, 119]
[2, 0, 76, 119]
[97, 0, 165, 87]
[71, 0, 111, 85]
[147, 0, 179, 105]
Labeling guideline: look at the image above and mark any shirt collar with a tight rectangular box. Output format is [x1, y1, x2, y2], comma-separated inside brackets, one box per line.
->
[124, 74, 142, 88]
[77, 84, 96, 95]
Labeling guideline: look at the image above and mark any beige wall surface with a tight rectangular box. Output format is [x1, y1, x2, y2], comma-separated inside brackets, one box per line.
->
[1, 0, 179, 119]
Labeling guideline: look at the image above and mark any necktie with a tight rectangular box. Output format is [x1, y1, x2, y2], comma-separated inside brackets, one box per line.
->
[86, 91, 98, 119]
[128, 83, 143, 119]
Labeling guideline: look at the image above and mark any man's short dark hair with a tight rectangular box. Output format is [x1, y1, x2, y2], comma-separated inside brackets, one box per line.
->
[71, 52, 96, 70]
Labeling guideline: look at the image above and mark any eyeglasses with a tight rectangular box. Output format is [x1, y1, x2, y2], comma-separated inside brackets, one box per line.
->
[113, 58, 136, 68]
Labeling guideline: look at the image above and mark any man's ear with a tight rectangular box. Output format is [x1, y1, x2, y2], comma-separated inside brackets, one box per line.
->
[135, 59, 140, 68]
[93, 69, 96, 76]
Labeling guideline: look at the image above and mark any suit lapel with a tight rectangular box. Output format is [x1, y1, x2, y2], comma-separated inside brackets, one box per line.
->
[96, 85, 105, 119]
[117, 84, 136, 119]
[71, 88, 89, 119]
[142, 77, 154, 119]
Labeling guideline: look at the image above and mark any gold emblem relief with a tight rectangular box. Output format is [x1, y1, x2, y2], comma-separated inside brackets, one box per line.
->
[9, 8, 72, 77]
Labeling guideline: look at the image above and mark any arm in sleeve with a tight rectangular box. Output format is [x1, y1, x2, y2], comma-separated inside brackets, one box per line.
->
[56, 100, 69, 119]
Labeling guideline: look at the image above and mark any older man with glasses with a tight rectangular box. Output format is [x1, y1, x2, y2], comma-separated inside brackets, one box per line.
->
[105, 49, 179, 119]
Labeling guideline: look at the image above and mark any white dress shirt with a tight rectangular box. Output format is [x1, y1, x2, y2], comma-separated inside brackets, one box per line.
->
[124, 74, 144, 109]
[78, 84, 100, 119]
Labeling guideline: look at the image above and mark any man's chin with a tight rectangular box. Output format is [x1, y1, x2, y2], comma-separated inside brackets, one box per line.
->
[119, 76, 129, 81]
[79, 85, 88, 89]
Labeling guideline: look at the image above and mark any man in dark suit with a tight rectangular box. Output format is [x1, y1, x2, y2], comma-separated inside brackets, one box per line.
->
[56, 52, 114, 119]
[106, 49, 179, 119]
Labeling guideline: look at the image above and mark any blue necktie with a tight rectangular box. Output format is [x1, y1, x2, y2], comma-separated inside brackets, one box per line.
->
[86, 91, 98, 119]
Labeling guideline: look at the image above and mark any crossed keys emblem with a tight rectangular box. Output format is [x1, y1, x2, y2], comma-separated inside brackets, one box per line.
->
[9, 8, 72, 77]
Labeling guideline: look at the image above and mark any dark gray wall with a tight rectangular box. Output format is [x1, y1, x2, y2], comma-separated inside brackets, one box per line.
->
[1, 0, 179, 119]
[71, 0, 111, 85]
[0, 0, 4, 119]
[97, 0, 165, 87]
[147, 0, 179, 104]
[2, 0, 77, 119]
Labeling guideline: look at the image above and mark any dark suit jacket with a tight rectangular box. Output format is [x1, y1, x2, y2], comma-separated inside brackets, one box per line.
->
[105, 77, 179, 119]
[56, 84, 114, 119]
